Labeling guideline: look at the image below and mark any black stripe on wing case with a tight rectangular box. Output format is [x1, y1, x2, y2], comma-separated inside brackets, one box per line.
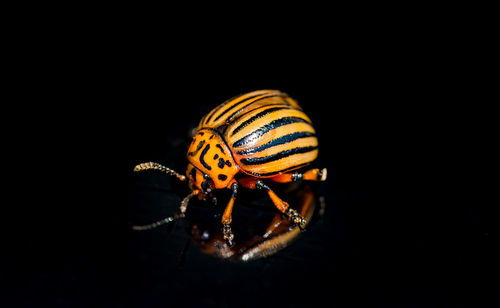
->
[233, 117, 311, 148]
[213, 93, 267, 122]
[227, 103, 294, 126]
[204, 104, 225, 124]
[230, 106, 290, 136]
[236, 131, 316, 155]
[240, 146, 318, 165]
[224, 93, 284, 122]
[204, 94, 240, 124]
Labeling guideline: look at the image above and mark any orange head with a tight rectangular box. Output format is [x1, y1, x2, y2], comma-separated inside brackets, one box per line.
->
[186, 129, 239, 195]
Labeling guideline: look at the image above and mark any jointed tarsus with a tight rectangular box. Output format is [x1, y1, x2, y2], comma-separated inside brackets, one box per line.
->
[132, 190, 199, 231]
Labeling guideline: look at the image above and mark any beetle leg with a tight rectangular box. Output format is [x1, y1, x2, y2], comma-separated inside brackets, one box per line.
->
[132, 190, 199, 231]
[221, 182, 238, 246]
[256, 181, 307, 230]
[269, 168, 328, 183]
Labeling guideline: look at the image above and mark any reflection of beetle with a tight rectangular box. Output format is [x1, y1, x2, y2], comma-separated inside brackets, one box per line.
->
[133, 90, 327, 245]
[189, 184, 318, 261]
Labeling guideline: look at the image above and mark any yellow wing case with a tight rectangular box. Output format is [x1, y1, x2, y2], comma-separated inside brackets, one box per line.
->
[199, 90, 318, 177]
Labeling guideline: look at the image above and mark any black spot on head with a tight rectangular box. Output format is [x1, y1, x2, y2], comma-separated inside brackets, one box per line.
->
[218, 174, 227, 181]
[189, 140, 205, 156]
[199, 144, 212, 170]
[216, 144, 225, 154]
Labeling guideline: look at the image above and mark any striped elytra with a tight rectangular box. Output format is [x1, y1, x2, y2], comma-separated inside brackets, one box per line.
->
[193, 90, 318, 179]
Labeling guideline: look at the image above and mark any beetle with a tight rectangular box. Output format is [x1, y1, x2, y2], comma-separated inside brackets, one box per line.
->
[133, 90, 327, 246]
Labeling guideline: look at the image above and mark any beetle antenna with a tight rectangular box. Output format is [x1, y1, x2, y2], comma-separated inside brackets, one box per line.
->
[132, 190, 199, 231]
[134, 162, 186, 181]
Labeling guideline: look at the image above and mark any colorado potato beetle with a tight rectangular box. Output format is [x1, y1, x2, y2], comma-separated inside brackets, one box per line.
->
[133, 90, 327, 246]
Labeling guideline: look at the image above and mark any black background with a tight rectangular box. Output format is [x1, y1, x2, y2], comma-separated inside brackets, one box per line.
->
[2, 27, 497, 307]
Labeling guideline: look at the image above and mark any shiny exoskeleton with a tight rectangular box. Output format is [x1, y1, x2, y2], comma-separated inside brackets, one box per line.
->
[133, 90, 327, 246]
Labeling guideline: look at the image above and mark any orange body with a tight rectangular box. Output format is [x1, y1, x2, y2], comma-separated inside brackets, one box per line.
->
[133, 90, 326, 246]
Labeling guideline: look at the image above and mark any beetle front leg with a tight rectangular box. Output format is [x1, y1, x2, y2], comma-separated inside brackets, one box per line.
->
[132, 189, 199, 231]
[221, 182, 238, 246]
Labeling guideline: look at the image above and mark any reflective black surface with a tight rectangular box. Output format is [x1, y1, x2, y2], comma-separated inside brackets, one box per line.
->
[135, 182, 320, 262]
[4, 44, 497, 307]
